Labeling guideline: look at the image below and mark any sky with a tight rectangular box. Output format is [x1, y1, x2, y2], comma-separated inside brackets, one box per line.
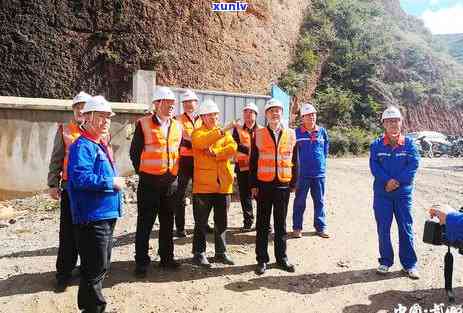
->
[399, 0, 463, 34]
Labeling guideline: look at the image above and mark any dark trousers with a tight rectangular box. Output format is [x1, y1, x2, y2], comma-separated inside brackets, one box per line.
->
[255, 185, 290, 263]
[135, 179, 175, 265]
[192, 194, 229, 255]
[75, 219, 116, 313]
[174, 170, 192, 232]
[237, 171, 254, 226]
[56, 189, 78, 281]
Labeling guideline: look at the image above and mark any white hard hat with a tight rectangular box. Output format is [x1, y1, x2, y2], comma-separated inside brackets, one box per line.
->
[72, 91, 92, 106]
[152, 87, 176, 102]
[300, 102, 317, 116]
[264, 98, 284, 112]
[180, 89, 199, 102]
[197, 99, 220, 115]
[82, 95, 115, 117]
[242, 102, 259, 114]
[381, 106, 402, 121]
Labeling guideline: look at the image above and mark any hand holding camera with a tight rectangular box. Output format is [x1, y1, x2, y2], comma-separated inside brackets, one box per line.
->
[423, 204, 460, 247]
[428, 204, 456, 225]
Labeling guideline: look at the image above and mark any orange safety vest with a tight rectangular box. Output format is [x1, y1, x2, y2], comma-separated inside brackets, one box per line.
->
[62, 121, 82, 181]
[176, 113, 201, 157]
[235, 124, 262, 172]
[255, 127, 295, 183]
[139, 115, 182, 176]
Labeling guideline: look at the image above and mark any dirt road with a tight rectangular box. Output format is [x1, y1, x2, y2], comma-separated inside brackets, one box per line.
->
[1, 158, 463, 313]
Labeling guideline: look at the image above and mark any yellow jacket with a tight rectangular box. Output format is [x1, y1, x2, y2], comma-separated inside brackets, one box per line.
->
[192, 126, 237, 194]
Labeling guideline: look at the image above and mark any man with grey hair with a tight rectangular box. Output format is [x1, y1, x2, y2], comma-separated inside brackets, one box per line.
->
[68, 95, 124, 313]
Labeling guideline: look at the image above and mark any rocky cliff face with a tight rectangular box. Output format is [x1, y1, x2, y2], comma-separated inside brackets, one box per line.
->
[0, 0, 309, 101]
[404, 101, 463, 134]
[1, 0, 462, 134]
[380, 0, 463, 134]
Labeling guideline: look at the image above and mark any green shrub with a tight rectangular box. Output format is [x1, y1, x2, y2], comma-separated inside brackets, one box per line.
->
[328, 126, 375, 156]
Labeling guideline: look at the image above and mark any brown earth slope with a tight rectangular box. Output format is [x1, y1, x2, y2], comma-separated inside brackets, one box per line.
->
[0, 0, 310, 101]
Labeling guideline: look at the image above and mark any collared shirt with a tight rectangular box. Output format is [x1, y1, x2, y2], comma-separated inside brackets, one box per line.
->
[80, 129, 100, 144]
[295, 125, 329, 178]
[300, 125, 320, 134]
[80, 129, 115, 168]
[300, 125, 321, 143]
[185, 112, 197, 123]
[369, 135, 420, 197]
[270, 125, 282, 143]
[155, 115, 171, 138]
[383, 133, 405, 147]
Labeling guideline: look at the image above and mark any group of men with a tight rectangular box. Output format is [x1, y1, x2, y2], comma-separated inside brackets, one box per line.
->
[126, 87, 331, 275]
[47, 87, 423, 313]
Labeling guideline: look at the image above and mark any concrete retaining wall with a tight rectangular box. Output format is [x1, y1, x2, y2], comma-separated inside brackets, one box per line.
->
[0, 96, 144, 200]
[0, 88, 270, 200]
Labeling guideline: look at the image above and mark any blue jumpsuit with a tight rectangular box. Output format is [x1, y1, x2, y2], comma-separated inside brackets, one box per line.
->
[369, 135, 420, 270]
[292, 126, 329, 232]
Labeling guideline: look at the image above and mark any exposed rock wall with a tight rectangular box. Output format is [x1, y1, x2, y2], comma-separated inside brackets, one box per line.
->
[0, 0, 310, 101]
[403, 101, 463, 135]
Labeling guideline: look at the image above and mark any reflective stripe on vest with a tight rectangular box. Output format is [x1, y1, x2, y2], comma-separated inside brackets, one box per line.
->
[62, 122, 82, 181]
[235, 125, 262, 172]
[255, 127, 295, 183]
[139, 116, 182, 176]
[177, 113, 201, 157]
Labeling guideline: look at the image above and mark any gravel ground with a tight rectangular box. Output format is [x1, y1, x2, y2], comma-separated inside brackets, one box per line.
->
[1, 157, 463, 313]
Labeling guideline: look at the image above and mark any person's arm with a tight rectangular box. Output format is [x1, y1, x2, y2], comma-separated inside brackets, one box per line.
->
[249, 137, 259, 189]
[369, 141, 392, 185]
[211, 133, 238, 161]
[192, 128, 224, 149]
[323, 128, 329, 158]
[396, 140, 420, 185]
[47, 125, 65, 188]
[179, 121, 192, 150]
[69, 142, 115, 191]
[129, 121, 144, 174]
[290, 143, 298, 189]
[445, 211, 463, 243]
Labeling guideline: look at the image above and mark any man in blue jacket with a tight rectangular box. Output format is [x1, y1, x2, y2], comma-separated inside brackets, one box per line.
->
[292, 103, 330, 239]
[68, 95, 125, 313]
[369, 106, 420, 279]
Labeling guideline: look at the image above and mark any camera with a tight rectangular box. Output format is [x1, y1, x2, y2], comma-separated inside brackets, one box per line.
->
[423, 218, 463, 254]
[422, 207, 463, 303]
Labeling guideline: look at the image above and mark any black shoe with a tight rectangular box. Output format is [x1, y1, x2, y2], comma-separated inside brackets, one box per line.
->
[54, 277, 69, 293]
[159, 259, 181, 270]
[174, 230, 187, 238]
[134, 265, 148, 278]
[206, 225, 214, 234]
[255, 262, 267, 275]
[277, 259, 295, 273]
[214, 253, 235, 265]
[193, 254, 211, 268]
